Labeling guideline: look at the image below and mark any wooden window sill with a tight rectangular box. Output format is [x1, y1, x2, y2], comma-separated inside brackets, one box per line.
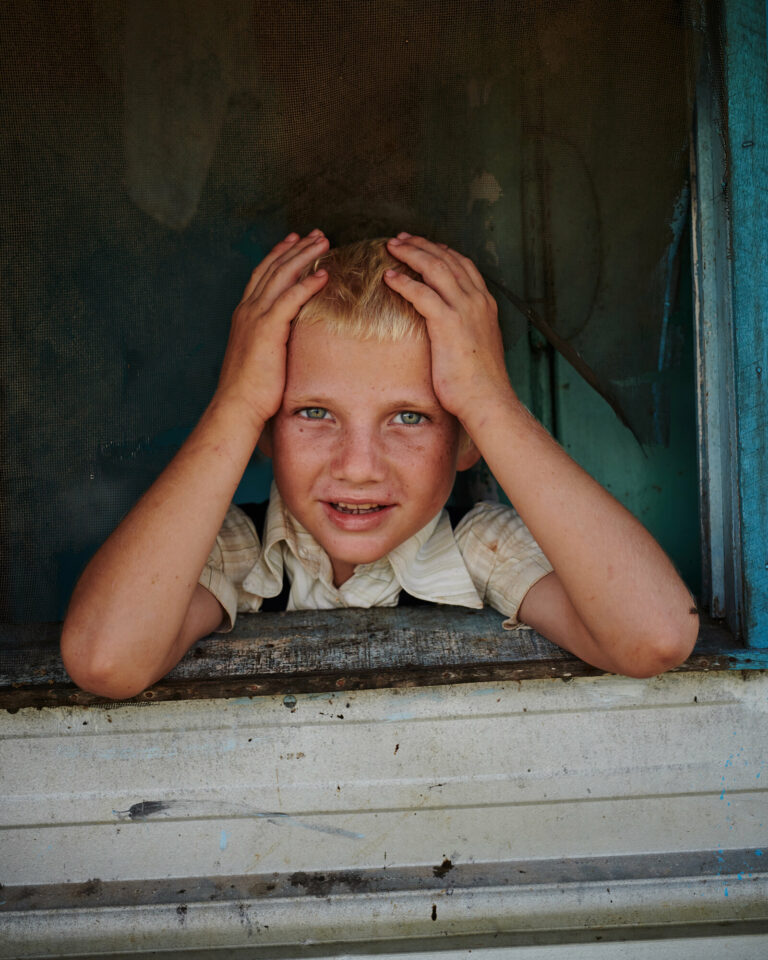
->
[1, 606, 763, 710]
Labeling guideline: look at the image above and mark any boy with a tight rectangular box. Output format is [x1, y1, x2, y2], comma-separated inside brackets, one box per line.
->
[61, 230, 698, 698]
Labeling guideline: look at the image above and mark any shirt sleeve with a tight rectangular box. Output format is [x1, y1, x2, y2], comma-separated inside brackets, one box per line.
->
[453, 501, 553, 627]
[198, 504, 263, 631]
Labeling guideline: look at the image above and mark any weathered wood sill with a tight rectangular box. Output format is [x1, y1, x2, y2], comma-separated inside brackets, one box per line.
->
[1, 606, 763, 710]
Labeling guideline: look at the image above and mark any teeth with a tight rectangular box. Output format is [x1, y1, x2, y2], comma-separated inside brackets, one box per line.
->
[334, 502, 383, 514]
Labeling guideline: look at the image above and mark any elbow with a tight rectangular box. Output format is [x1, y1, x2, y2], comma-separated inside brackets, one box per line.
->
[622, 608, 699, 679]
[60, 621, 152, 700]
[62, 653, 151, 701]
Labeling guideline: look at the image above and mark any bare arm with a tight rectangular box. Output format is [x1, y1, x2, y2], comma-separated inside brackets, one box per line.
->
[61, 231, 330, 698]
[385, 234, 698, 678]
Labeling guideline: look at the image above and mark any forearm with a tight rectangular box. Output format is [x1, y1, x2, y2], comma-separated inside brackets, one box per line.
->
[382, 233, 697, 675]
[462, 389, 698, 674]
[61, 392, 263, 695]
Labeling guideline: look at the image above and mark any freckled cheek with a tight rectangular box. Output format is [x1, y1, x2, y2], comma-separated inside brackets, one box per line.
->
[395, 440, 457, 492]
[273, 426, 329, 475]
[380, 436, 428, 471]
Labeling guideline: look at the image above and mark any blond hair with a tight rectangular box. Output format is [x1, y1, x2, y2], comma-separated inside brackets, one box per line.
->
[294, 238, 426, 342]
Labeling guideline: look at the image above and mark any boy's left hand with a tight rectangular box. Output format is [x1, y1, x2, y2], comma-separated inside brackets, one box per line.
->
[384, 234, 515, 421]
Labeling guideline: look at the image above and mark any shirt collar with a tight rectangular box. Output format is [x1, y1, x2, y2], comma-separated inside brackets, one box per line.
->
[242, 482, 482, 609]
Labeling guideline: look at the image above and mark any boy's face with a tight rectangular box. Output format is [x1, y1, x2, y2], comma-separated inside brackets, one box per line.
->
[265, 321, 477, 586]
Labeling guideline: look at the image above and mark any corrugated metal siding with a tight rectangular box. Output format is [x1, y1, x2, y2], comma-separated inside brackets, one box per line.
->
[2, 670, 767, 956]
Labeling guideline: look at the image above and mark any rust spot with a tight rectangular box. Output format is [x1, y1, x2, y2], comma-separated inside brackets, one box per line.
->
[433, 858, 453, 878]
[289, 870, 366, 897]
[394, 743, 399, 755]
[431, 903, 438, 921]
[76, 878, 103, 897]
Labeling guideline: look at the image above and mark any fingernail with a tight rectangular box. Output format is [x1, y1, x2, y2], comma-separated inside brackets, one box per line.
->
[284, 232, 299, 242]
[312, 234, 326, 244]
[388, 237, 402, 246]
[397, 231, 412, 239]
[308, 228, 323, 237]
[315, 268, 327, 277]
[385, 268, 399, 277]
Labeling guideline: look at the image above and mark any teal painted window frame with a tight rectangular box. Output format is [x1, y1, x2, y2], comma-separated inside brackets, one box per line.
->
[692, 0, 768, 647]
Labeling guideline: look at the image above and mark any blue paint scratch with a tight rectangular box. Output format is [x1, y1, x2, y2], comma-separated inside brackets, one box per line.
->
[385, 711, 415, 722]
[259, 812, 364, 839]
[219, 829, 228, 851]
[653, 182, 690, 443]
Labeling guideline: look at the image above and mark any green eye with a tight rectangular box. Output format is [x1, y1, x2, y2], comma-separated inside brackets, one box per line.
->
[301, 407, 328, 420]
[395, 411, 424, 425]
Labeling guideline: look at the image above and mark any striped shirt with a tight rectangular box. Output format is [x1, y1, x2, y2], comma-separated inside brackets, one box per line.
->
[199, 483, 552, 631]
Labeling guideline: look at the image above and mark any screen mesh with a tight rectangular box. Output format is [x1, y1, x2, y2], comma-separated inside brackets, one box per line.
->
[1, 0, 705, 621]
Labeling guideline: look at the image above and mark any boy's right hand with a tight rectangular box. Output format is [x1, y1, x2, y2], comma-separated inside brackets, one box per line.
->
[215, 229, 330, 432]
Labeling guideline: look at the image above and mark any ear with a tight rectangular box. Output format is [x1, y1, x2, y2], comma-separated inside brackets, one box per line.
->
[456, 429, 481, 472]
[257, 420, 273, 458]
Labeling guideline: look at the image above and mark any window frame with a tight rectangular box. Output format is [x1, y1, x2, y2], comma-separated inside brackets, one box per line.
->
[3, 0, 768, 711]
[691, 0, 768, 647]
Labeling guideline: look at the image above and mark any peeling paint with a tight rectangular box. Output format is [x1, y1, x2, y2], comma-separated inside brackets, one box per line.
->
[113, 800, 171, 821]
[467, 170, 503, 211]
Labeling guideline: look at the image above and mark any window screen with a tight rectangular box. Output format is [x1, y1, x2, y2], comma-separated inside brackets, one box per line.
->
[1, 0, 704, 621]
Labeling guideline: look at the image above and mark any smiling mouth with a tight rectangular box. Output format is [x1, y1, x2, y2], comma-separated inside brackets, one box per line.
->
[332, 501, 388, 515]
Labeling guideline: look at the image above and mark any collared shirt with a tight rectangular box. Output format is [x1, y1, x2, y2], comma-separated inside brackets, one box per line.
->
[199, 483, 552, 631]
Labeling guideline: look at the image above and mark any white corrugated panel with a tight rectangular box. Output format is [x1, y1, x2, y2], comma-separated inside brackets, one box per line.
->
[1, 670, 767, 957]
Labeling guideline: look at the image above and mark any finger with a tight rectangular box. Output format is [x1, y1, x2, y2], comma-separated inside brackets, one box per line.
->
[391, 235, 487, 292]
[252, 230, 325, 296]
[388, 235, 473, 293]
[433, 244, 476, 285]
[383, 268, 454, 324]
[249, 233, 329, 308]
[266, 269, 329, 330]
[442, 246, 487, 291]
[240, 232, 301, 303]
[241, 230, 325, 304]
[388, 236, 474, 300]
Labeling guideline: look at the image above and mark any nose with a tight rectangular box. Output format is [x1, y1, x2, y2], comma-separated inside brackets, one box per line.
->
[330, 425, 386, 485]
